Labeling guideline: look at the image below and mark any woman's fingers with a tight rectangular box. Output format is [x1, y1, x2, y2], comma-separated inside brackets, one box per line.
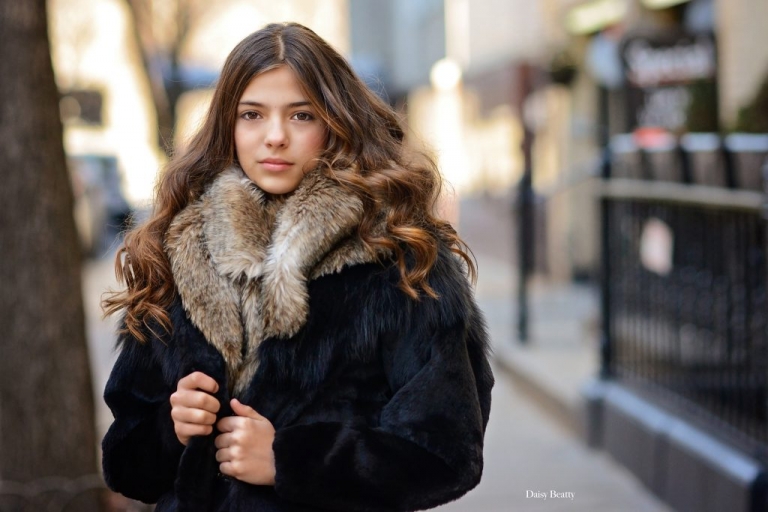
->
[214, 415, 276, 484]
[177, 423, 213, 437]
[216, 415, 248, 433]
[174, 422, 213, 445]
[178, 371, 219, 393]
[215, 447, 239, 463]
[219, 461, 236, 478]
[230, 399, 264, 420]
[170, 388, 220, 414]
[214, 432, 233, 449]
[171, 405, 217, 426]
[170, 372, 222, 445]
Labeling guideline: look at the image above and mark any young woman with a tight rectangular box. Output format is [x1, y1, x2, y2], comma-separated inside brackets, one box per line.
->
[101, 22, 493, 512]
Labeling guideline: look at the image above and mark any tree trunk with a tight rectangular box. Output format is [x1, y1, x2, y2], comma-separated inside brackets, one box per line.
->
[0, 0, 101, 510]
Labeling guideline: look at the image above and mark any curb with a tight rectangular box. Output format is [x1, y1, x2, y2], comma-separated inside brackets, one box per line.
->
[492, 343, 587, 438]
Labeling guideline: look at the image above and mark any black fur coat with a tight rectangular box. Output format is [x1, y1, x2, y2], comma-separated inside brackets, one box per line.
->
[101, 168, 494, 512]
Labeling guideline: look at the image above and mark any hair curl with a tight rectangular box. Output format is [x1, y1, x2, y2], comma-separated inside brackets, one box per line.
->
[103, 22, 475, 341]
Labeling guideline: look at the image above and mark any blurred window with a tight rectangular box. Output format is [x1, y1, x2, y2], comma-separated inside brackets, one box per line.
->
[59, 89, 103, 125]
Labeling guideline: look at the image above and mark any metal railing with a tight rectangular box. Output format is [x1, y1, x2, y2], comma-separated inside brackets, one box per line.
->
[600, 169, 768, 459]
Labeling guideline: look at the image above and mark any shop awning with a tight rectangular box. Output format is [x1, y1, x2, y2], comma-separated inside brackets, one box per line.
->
[566, 0, 629, 36]
[641, 0, 691, 9]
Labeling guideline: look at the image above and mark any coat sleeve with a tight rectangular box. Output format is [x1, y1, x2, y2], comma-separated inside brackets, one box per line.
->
[272, 254, 494, 511]
[101, 326, 185, 503]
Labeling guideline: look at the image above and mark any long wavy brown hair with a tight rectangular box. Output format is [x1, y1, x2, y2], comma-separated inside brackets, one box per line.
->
[104, 22, 475, 341]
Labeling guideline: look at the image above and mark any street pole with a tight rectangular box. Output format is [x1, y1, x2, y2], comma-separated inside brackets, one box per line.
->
[516, 63, 534, 344]
[517, 160, 533, 343]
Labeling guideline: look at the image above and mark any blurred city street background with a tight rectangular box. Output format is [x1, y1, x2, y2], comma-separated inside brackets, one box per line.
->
[3, 0, 768, 511]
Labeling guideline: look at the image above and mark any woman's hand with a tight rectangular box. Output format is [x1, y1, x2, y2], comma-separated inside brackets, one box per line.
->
[170, 371, 221, 446]
[215, 399, 276, 485]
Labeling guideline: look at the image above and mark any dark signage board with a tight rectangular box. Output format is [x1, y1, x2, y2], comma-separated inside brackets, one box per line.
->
[621, 32, 718, 134]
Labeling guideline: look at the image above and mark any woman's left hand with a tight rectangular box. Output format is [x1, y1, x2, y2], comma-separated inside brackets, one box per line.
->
[215, 399, 276, 485]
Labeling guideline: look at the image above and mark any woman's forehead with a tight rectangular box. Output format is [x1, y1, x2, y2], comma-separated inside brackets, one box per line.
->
[238, 66, 311, 106]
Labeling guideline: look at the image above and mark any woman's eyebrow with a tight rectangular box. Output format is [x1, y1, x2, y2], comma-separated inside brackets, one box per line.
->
[238, 101, 312, 108]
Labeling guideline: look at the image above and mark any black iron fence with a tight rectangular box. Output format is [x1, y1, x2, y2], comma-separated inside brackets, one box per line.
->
[600, 154, 768, 459]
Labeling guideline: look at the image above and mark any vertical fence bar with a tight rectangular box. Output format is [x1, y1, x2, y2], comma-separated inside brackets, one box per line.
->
[600, 149, 613, 378]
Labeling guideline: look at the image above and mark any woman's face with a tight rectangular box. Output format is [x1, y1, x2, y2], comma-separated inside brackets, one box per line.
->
[234, 66, 326, 196]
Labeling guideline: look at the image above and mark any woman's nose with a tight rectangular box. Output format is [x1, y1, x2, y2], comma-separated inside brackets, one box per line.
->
[265, 120, 288, 147]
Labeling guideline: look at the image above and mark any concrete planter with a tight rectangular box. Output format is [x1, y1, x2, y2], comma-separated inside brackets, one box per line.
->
[610, 134, 645, 179]
[724, 133, 768, 191]
[680, 133, 727, 187]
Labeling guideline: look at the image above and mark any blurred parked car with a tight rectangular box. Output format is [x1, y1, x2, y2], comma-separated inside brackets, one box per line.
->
[68, 154, 132, 258]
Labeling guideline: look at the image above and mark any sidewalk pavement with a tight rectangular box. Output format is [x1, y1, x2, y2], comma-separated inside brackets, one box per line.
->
[434, 195, 672, 511]
[83, 194, 671, 511]
[435, 249, 672, 511]
[456, 194, 601, 432]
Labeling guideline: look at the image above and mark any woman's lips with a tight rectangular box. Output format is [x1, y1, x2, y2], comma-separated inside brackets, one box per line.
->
[260, 159, 293, 172]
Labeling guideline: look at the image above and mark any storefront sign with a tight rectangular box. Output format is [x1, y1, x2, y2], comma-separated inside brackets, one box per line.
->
[621, 32, 717, 133]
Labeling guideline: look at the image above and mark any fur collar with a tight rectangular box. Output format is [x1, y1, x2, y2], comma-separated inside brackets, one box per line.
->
[165, 167, 388, 394]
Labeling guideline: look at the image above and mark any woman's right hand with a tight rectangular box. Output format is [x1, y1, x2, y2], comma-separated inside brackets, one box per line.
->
[170, 371, 221, 446]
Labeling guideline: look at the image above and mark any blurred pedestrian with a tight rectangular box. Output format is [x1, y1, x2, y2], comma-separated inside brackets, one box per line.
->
[101, 22, 493, 512]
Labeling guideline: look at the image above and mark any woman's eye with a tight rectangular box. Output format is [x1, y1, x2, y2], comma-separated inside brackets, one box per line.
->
[293, 112, 314, 121]
[240, 111, 260, 120]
